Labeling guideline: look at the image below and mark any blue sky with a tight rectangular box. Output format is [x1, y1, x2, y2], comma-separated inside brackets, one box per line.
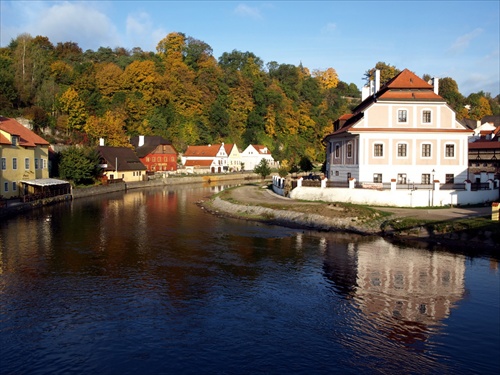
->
[1, 1, 499, 96]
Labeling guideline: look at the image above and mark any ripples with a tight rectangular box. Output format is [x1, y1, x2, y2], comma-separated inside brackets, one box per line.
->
[1, 185, 499, 374]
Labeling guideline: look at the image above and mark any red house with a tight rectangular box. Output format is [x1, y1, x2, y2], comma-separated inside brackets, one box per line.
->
[130, 135, 178, 172]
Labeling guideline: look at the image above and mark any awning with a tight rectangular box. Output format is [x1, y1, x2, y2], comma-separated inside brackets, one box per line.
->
[19, 178, 70, 187]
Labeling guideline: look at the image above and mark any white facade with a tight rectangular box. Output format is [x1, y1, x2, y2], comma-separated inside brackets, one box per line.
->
[324, 69, 472, 187]
[240, 145, 277, 171]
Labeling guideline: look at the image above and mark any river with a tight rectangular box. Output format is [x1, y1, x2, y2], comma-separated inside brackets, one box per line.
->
[0, 183, 499, 375]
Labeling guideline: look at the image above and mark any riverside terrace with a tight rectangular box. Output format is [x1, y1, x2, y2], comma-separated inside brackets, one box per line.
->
[272, 175, 500, 208]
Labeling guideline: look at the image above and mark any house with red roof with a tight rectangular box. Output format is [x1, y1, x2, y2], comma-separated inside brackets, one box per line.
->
[130, 135, 178, 173]
[224, 143, 243, 172]
[468, 117, 500, 182]
[240, 144, 278, 171]
[0, 117, 51, 198]
[182, 144, 228, 173]
[324, 69, 472, 188]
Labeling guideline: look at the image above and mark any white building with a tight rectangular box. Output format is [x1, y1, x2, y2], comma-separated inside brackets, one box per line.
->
[240, 144, 278, 171]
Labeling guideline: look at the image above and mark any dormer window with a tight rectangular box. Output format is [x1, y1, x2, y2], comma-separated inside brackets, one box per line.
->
[11, 136, 18, 146]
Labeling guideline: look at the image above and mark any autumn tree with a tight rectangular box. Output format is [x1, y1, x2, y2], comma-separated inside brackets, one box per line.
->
[312, 67, 339, 90]
[84, 110, 129, 147]
[95, 62, 123, 99]
[364, 62, 400, 86]
[58, 87, 87, 132]
[466, 92, 493, 121]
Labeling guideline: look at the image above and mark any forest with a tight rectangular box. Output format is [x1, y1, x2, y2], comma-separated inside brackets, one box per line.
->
[1, 32, 498, 167]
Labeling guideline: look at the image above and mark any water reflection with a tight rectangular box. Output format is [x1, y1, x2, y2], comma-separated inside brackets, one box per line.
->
[321, 234, 467, 372]
[0, 184, 497, 375]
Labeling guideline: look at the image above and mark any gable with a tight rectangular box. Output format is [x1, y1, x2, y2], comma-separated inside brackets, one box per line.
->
[98, 146, 146, 171]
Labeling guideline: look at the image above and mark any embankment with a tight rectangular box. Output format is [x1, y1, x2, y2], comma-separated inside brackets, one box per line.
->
[0, 173, 260, 218]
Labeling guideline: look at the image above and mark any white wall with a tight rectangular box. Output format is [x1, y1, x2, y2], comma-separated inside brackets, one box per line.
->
[289, 186, 499, 208]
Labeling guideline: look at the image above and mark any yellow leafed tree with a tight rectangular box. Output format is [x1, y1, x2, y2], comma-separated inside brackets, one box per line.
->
[312, 67, 339, 89]
[84, 110, 129, 147]
[58, 87, 87, 132]
[95, 62, 123, 99]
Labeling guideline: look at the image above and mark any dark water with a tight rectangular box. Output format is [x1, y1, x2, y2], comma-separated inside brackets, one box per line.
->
[1, 183, 499, 375]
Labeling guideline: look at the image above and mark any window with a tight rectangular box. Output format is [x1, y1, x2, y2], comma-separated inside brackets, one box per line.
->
[11, 136, 18, 146]
[397, 143, 407, 157]
[13, 158, 17, 170]
[335, 171, 339, 176]
[373, 173, 382, 183]
[397, 173, 407, 184]
[445, 174, 454, 184]
[422, 110, 431, 123]
[12, 182, 17, 191]
[445, 144, 455, 158]
[347, 143, 352, 158]
[1, 157, 5, 170]
[422, 144, 432, 158]
[335, 144, 340, 158]
[421, 174, 431, 184]
[4, 182, 8, 192]
[25, 158, 30, 170]
[35, 158, 39, 170]
[398, 109, 407, 123]
[374, 143, 384, 157]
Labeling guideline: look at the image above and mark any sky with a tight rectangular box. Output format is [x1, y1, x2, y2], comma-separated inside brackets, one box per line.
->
[1, 1, 499, 96]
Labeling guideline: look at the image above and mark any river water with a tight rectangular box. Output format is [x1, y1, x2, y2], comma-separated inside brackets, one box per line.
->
[0, 183, 499, 375]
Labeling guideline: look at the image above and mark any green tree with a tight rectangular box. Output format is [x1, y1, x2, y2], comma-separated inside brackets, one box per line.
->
[254, 158, 271, 179]
[299, 155, 313, 172]
[58, 146, 100, 185]
[364, 62, 400, 86]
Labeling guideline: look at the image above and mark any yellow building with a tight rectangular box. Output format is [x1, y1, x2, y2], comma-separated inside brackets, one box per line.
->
[0, 117, 50, 199]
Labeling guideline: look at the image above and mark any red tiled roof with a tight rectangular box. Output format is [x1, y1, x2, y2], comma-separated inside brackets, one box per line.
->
[468, 140, 500, 150]
[253, 145, 271, 154]
[184, 159, 213, 167]
[377, 90, 442, 101]
[384, 69, 434, 90]
[184, 144, 222, 157]
[0, 132, 10, 145]
[0, 117, 50, 147]
[224, 143, 235, 154]
[338, 114, 353, 121]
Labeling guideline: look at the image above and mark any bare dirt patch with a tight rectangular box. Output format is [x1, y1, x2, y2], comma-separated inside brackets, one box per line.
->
[217, 184, 381, 221]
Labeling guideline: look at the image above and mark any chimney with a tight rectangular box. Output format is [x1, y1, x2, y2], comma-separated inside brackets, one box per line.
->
[99, 138, 105, 146]
[432, 77, 439, 95]
[139, 135, 144, 147]
[362, 69, 381, 101]
[374, 69, 380, 94]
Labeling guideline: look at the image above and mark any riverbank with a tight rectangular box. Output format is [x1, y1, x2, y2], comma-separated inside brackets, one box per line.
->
[0, 173, 261, 219]
[200, 183, 500, 253]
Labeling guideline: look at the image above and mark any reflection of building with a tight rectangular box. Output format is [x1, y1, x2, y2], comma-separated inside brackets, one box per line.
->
[354, 239, 465, 327]
[323, 236, 466, 345]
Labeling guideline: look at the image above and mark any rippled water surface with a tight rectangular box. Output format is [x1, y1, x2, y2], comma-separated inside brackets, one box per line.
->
[1, 184, 499, 374]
